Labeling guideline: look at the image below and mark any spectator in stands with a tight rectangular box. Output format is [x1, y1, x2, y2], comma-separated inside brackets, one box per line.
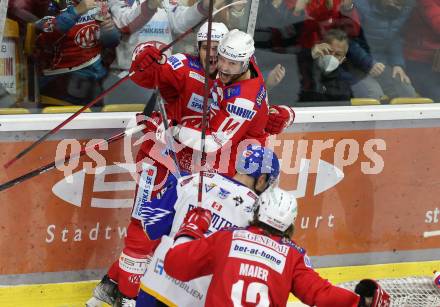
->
[295, 0, 360, 103]
[404, 0, 440, 101]
[253, 0, 304, 52]
[348, 0, 418, 100]
[34, 0, 120, 106]
[300, 29, 352, 101]
[103, 0, 208, 105]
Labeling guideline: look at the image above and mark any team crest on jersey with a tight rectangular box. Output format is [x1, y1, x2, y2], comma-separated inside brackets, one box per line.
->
[218, 187, 231, 199]
[233, 196, 244, 207]
[224, 85, 241, 99]
[211, 202, 223, 212]
[74, 24, 100, 48]
[205, 182, 216, 193]
[227, 103, 256, 120]
[255, 85, 266, 109]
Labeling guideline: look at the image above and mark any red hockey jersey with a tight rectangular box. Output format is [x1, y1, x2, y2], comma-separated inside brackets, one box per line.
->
[36, 6, 103, 75]
[176, 58, 270, 176]
[131, 53, 269, 176]
[164, 226, 360, 307]
[131, 52, 212, 173]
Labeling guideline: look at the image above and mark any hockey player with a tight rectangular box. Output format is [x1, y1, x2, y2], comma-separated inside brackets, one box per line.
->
[170, 29, 278, 176]
[132, 29, 295, 176]
[86, 23, 230, 307]
[162, 187, 362, 307]
[135, 145, 281, 306]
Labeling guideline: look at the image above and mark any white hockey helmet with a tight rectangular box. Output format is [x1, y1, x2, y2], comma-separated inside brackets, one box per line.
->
[197, 22, 229, 42]
[257, 187, 297, 232]
[218, 29, 255, 71]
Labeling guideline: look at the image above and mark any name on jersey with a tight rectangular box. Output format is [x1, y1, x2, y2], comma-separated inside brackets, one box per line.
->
[168, 55, 184, 70]
[227, 103, 256, 120]
[229, 239, 287, 273]
[187, 93, 204, 113]
[224, 85, 241, 99]
[239, 263, 268, 282]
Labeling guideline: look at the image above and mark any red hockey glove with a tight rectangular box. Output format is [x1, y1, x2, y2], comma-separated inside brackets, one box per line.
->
[355, 279, 391, 307]
[265, 105, 295, 135]
[136, 111, 163, 134]
[175, 208, 212, 240]
[130, 43, 166, 72]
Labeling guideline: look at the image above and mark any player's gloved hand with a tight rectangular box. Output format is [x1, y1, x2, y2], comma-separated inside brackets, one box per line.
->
[136, 111, 163, 134]
[265, 105, 295, 135]
[354, 279, 390, 307]
[175, 208, 212, 240]
[130, 43, 167, 72]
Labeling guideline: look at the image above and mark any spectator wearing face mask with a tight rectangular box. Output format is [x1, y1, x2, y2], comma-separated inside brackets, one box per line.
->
[347, 0, 418, 100]
[299, 29, 352, 102]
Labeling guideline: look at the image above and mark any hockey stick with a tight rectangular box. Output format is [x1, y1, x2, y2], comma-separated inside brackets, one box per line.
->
[156, 94, 182, 179]
[3, 0, 247, 170]
[0, 124, 145, 192]
[196, 0, 215, 207]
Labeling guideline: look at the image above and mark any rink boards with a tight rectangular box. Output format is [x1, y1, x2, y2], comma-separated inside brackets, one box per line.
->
[0, 105, 440, 305]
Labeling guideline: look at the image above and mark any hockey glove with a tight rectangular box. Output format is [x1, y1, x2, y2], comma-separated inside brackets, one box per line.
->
[136, 111, 163, 134]
[355, 279, 391, 307]
[265, 105, 295, 135]
[130, 43, 166, 72]
[175, 208, 212, 240]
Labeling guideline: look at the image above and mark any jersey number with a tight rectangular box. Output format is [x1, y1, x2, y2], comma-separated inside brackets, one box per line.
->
[231, 280, 269, 307]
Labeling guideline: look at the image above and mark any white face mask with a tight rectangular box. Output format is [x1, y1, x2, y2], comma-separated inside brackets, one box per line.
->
[317, 55, 340, 73]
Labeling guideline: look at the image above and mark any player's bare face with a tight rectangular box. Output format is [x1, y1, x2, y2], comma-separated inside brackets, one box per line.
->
[199, 41, 219, 76]
[217, 55, 243, 84]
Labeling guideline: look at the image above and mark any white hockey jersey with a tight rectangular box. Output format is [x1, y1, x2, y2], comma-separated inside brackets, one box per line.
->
[140, 172, 258, 306]
[108, 0, 205, 70]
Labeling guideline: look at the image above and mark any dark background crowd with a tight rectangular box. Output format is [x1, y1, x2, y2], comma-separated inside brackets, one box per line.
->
[1, 0, 439, 111]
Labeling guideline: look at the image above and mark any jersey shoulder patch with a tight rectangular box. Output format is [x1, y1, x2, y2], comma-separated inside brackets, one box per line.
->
[222, 226, 243, 232]
[167, 53, 186, 70]
[224, 84, 241, 99]
[281, 238, 306, 255]
[177, 173, 197, 187]
[186, 55, 203, 71]
[255, 85, 267, 109]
